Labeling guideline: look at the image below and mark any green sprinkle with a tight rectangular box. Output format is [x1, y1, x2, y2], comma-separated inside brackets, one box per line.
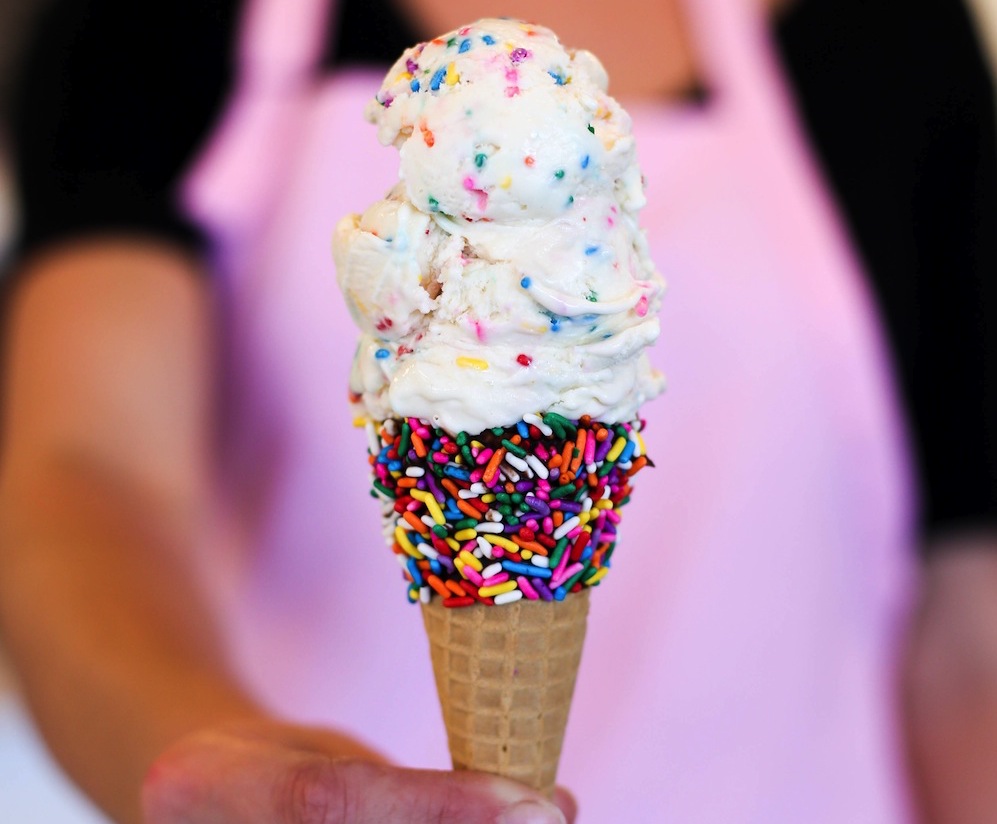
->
[372, 480, 395, 499]
[474, 153, 487, 168]
[554, 169, 565, 180]
[549, 537, 570, 570]
[454, 518, 478, 531]
[550, 484, 576, 499]
[587, 124, 595, 134]
[432, 524, 449, 538]
[428, 196, 439, 211]
[398, 422, 411, 457]
[501, 438, 527, 458]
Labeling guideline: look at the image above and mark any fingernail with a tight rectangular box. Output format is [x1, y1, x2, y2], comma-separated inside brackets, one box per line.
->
[497, 799, 567, 824]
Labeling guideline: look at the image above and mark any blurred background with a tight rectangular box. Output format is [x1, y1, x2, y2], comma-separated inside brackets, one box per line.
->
[0, 0, 996, 821]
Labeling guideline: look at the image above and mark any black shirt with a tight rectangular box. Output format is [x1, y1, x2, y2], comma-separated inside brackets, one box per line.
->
[9, 0, 997, 542]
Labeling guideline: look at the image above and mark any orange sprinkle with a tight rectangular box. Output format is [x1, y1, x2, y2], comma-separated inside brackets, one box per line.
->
[397, 477, 418, 488]
[595, 426, 610, 441]
[410, 431, 428, 457]
[483, 447, 506, 485]
[552, 510, 564, 528]
[427, 575, 450, 598]
[402, 511, 430, 535]
[511, 536, 549, 556]
[548, 454, 563, 469]
[441, 478, 462, 499]
[456, 499, 484, 520]
[445, 580, 467, 597]
[561, 439, 574, 469]
[524, 156, 535, 166]
[626, 456, 648, 476]
[571, 429, 587, 473]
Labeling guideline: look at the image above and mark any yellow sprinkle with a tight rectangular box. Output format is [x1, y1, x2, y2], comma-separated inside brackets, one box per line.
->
[396, 71, 413, 83]
[606, 436, 628, 462]
[445, 537, 460, 552]
[499, 175, 512, 189]
[446, 62, 459, 85]
[458, 550, 483, 572]
[585, 567, 609, 586]
[484, 534, 519, 553]
[636, 431, 647, 456]
[456, 356, 489, 370]
[479, 580, 518, 598]
[395, 527, 424, 559]
[595, 499, 615, 510]
[480, 493, 496, 504]
[521, 549, 533, 560]
[352, 416, 368, 428]
[454, 528, 478, 542]
[410, 489, 445, 524]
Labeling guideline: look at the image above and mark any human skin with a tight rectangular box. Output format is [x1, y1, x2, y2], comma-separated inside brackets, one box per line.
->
[2, 2, 994, 823]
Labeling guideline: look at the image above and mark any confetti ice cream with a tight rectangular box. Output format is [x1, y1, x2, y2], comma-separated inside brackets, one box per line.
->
[333, 17, 664, 795]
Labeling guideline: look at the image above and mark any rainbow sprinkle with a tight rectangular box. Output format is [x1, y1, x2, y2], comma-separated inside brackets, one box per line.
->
[364, 414, 652, 607]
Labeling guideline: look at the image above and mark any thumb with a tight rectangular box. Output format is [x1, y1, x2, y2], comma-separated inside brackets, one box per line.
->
[143, 727, 571, 824]
[274, 759, 570, 824]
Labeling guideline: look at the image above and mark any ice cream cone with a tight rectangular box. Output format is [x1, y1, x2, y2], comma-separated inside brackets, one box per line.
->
[420, 590, 590, 796]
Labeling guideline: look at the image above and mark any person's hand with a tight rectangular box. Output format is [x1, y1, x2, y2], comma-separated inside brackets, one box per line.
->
[904, 534, 997, 823]
[142, 720, 578, 824]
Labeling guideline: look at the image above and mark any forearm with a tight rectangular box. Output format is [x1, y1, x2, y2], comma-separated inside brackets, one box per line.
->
[904, 534, 997, 823]
[0, 465, 263, 824]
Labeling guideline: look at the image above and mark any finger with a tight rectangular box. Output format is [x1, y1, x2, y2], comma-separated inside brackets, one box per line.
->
[275, 759, 569, 824]
[143, 729, 567, 824]
[552, 786, 578, 823]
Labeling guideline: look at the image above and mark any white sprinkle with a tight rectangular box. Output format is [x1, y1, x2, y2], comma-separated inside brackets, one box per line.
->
[475, 522, 505, 533]
[602, 485, 612, 499]
[525, 453, 549, 479]
[628, 427, 642, 458]
[476, 536, 494, 558]
[499, 466, 520, 483]
[419, 542, 440, 560]
[365, 422, 381, 456]
[405, 466, 425, 477]
[485, 509, 502, 522]
[505, 453, 529, 473]
[586, 462, 597, 474]
[420, 586, 432, 604]
[470, 482, 488, 495]
[481, 562, 503, 579]
[458, 488, 478, 499]
[530, 555, 550, 568]
[523, 413, 553, 436]
[494, 590, 524, 605]
[582, 497, 594, 512]
[553, 515, 581, 540]
[421, 514, 436, 528]
[395, 554, 409, 570]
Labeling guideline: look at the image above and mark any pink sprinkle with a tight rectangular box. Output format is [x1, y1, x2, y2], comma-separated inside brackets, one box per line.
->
[432, 452, 449, 464]
[552, 561, 584, 589]
[526, 518, 539, 531]
[482, 572, 510, 587]
[463, 566, 484, 586]
[635, 295, 649, 317]
[473, 320, 486, 341]
[505, 86, 521, 98]
[542, 516, 554, 534]
[476, 448, 494, 466]
[519, 578, 540, 600]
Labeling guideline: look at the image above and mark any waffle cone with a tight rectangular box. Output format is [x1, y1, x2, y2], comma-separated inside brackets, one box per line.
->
[420, 590, 590, 796]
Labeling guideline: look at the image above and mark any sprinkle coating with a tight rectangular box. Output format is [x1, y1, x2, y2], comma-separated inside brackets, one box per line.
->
[367, 414, 652, 606]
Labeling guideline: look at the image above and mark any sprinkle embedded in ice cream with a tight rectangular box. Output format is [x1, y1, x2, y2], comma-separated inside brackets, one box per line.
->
[334, 18, 664, 435]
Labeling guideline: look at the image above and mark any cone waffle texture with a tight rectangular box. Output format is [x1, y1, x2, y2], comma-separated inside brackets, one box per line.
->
[421, 590, 590, 795]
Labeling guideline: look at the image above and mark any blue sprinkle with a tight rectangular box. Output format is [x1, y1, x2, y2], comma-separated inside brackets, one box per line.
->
[375, 348, 390, 359]
[503, 560, 553, 578]
[410, 78, 420, 92]
[482, 34, 496, 45]
[443, 465, 471, 481]
[407, 557, 423, 586]
[619, 439, 637, 464]
[580, 545, 594, 562]
[581, 154, 590, 169]
[547, 69, 566, 85]
[388, 460, 402, 472]
[520, 276, 532, 288]
[516, 421, 530, 438]
[553, 586, 567, 601]
[585, 245, 600, 256]
[550, 317, 561, 332]
[430, 559, 442, 575]
[459, 38, 472, 53]
[430, 66, 447, 91]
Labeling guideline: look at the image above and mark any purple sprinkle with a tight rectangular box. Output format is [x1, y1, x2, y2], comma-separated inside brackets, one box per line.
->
[594, 436, 614, 463]
[524, 495, 551, 516]
[510, 47, 531, 63]
[424, 471, 446, 504]
[532, 577, 554, 601]
[514, 480, 534, 493]
[555, 499, 584, 514]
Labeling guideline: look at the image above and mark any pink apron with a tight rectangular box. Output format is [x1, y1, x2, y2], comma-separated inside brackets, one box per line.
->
[182, 0, 916, 820]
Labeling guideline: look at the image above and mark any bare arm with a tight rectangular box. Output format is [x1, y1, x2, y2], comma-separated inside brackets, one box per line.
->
[0, 238, 573, 824]
[904, 534, 997, 823]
